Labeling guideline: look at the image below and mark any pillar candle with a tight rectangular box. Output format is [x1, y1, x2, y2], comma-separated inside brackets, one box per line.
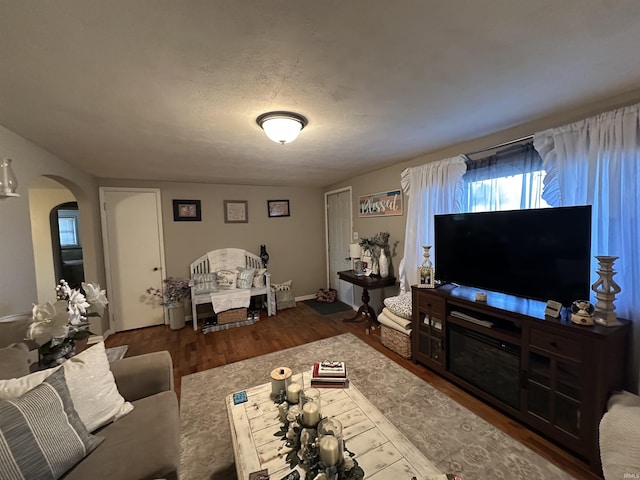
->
[302, 401, 320, 427]
[286, 382, 302, 404]
[349, 243, 362, 259]
[319, 435, 341, 466]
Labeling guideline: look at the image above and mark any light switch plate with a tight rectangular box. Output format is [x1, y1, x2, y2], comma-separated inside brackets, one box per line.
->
[353, 232, 358, 240]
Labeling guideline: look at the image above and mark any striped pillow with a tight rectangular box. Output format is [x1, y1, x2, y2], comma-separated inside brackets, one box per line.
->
[0, 368, 103, 479]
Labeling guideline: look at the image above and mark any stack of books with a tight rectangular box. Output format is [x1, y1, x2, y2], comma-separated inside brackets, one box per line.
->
[311, 360, 348, 388]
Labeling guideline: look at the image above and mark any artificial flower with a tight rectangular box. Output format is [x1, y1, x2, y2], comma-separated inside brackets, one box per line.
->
[68, 289, 90, 324]
[28, 279, 108, 352]
[82, 281, 108, 316]
[27, 300, 71, 346]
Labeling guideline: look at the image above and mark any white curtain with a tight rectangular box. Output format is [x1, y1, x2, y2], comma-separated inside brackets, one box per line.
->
[398, 155, 467, 293]
[534, 102, 640, 391]
[461, 143, 549, 212]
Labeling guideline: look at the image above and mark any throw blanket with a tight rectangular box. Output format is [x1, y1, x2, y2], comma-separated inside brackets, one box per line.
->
[378, 311, 412, 335]
[209, 290, 251, 314]
[382, 307, 412, 330]
[599, 390, 640, 479]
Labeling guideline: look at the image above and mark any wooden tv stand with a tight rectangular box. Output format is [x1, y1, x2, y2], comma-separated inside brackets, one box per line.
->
[411, 284, 630, 474]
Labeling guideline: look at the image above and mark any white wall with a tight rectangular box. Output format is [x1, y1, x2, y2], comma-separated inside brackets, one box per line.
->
[28, 183, 75, 303]
[0, 124, 104, 318]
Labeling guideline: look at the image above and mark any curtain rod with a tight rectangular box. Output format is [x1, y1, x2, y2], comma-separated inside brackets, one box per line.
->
[465, 135, 534, 157]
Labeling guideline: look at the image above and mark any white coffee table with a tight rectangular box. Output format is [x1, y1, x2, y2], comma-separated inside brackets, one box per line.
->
[226, 372, 441, 480]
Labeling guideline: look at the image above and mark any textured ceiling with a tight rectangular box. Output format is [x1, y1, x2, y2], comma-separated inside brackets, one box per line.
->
[1, 1, 640, 187]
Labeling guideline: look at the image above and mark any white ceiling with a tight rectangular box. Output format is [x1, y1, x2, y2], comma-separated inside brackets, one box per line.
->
[1, 1, 640, 188]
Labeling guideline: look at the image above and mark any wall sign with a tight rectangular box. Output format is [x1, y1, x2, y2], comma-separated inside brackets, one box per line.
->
[358, 189, 403, 217]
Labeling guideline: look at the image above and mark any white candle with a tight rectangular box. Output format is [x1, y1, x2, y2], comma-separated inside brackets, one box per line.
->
[319, 435, 341, 466]
[302, 401, 320, 426]
[286, 382, 301, 404]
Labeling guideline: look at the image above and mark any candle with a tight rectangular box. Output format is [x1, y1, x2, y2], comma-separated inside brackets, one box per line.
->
[319, 435, 341, 466]
[270, 367, 292, 397]
[286, 382, 301, 404]
[302, 401, 320, 427]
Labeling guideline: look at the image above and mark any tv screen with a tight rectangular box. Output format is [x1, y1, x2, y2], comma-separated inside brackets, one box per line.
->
[434, 206, 592, 306]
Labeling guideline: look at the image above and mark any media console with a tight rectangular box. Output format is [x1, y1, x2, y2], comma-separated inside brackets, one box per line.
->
[412, 284, 631, 474]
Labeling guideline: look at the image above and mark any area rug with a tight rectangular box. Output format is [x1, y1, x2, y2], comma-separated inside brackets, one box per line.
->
[180, 333, 575, 480]
[105, 345, 128, 363]
[302, 298, 353, 315]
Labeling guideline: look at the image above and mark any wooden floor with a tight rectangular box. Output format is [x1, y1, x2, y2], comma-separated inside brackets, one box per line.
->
[105, 303, 599, 480]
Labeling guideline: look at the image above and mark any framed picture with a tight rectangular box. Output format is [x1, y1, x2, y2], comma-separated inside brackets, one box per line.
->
[267, 200, 290, 218]
[173, 199, 201, 222]
[224, 200, 248, 223]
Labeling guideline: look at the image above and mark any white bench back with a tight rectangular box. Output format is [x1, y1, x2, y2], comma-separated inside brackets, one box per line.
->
[190, 248, 263, 275]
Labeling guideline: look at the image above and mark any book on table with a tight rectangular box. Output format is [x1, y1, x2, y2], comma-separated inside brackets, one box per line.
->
[316, 360, 346, 377]
[311, 361, 348, 388]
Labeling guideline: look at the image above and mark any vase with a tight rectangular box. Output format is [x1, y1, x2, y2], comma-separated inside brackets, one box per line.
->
[39, 339, 75, 369]
[167, 302, 186, 330]
[591, 255, 622, 327]
[371, 255, 379, 276]
[379, 249, 389, 278]
[260, 244, 270, 268]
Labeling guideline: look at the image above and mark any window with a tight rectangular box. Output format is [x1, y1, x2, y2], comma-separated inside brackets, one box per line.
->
[461, 143, 549, 213]
[58, 210, 80, 247]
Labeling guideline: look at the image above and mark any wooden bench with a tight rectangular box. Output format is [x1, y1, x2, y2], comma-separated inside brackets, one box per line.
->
[190, 248, 275, 331]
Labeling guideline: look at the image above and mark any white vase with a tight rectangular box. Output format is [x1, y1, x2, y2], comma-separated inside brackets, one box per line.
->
[379, 250, 389, 278]
[167, 302, 186, 330]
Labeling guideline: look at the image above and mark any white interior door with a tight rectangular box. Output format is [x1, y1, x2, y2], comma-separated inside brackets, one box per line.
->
[326, 188, 353, 304]
[100, 188, 166, 332]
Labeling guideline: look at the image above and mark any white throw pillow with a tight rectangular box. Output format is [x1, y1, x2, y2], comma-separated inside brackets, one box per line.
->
[0, 342, 133, 432]
[253, 268, 267, 288]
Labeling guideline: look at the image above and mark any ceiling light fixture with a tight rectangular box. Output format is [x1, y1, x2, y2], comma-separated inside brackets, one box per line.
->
[256, 111, 308, 145]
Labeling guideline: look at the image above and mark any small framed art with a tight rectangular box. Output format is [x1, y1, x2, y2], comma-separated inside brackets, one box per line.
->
[224, 200, 248, 223]
[173, 199, 201, 222]
[267, 200, 290, 218]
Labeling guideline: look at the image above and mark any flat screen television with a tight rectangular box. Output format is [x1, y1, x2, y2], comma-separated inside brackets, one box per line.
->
[434, 205, 592, 306]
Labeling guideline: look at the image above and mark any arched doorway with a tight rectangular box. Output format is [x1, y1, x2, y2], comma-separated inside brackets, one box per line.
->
[50, 201, 85, 290]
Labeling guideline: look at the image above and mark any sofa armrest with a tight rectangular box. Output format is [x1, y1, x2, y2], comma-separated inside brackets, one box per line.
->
[109, 350, 174, 402]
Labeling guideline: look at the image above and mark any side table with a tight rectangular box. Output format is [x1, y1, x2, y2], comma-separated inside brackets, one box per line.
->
[337, 270, 396, 334]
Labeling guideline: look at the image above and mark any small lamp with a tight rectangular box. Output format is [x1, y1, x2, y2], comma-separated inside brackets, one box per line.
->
[257, 111, 308, 145]
[0, 158, 19, 198]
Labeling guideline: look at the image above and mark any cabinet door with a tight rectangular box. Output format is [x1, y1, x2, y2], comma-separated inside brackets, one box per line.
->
[415, 291, 445, 369]
[524, 327, 584, 440]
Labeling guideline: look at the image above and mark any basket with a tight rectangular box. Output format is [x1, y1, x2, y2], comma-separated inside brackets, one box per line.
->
[381, 325, 411, 359]
[218, 307, 248, 325]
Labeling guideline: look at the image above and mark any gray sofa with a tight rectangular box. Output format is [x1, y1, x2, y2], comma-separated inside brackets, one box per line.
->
[0, 337, 180, 480]
[64, 350, 180, 480]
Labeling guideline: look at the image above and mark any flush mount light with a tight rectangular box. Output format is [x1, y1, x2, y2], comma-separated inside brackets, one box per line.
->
[256, 111, 308, 145]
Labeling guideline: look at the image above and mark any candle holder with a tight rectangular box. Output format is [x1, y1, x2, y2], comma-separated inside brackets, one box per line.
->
[592, 255, 623, 327]
[318, 417, 344, 467]
[286, 382, 302, 404]
[417, 245, 435, 288]
[300, 388, 321, 427]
